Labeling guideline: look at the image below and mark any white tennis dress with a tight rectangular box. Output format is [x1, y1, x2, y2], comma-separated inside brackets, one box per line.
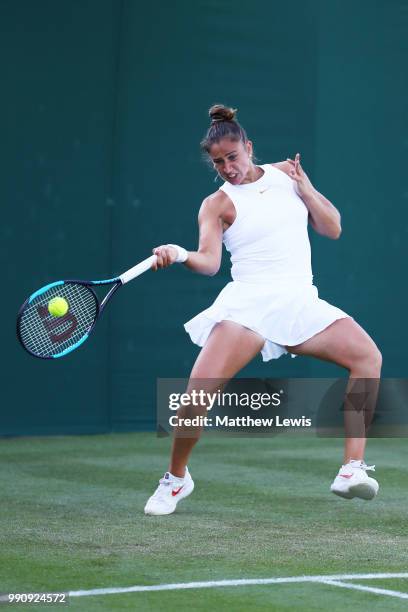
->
[184, 164, 350, 361]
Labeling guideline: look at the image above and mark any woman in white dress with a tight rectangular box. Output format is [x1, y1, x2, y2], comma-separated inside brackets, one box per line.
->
[144, 105, 382, 515]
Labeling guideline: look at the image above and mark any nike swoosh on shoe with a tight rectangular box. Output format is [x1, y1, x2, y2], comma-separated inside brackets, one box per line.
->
[172, 486, 184, 497]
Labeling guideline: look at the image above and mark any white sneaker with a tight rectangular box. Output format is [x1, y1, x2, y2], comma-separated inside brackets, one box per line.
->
[330, 460, 379, 500]
[144, 467, 194, 515]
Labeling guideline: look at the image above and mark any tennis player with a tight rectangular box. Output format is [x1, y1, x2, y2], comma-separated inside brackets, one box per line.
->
[144, 105, 381, 515]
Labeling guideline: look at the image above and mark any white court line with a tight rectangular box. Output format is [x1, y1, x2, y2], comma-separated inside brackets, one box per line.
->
[66, 573, 408, 598]
[320, 579, 408, 600]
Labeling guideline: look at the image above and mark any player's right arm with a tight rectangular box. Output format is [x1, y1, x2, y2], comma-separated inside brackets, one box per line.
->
[184, 194, 224, 276]
[152, 192, 224, 276]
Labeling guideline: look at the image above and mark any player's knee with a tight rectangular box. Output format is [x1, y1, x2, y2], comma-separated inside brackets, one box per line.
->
[349, 342, 382, 375]
[365, 342, 382, 371]
[370, 346, 382, 373]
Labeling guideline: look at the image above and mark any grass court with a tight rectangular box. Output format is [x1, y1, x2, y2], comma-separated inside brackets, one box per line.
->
[1, 433, 407, 610]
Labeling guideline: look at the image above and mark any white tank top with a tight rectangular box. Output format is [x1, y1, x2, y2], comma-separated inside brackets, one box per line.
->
[220, 164, 313, 284]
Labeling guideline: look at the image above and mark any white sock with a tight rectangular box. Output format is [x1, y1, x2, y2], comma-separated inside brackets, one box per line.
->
[168, 471, 185, 483]
[348, 459, 364, 466]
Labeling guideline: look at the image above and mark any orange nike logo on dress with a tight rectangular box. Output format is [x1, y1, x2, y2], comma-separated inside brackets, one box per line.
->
[172, 486, 184, 496]
[340, 474, 353, 479]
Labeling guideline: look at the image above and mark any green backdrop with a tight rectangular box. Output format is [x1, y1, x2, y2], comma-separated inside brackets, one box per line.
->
[2, 0, 407, 435]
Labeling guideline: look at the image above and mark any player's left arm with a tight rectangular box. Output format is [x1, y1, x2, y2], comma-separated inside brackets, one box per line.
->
[274, 155, 342, 240]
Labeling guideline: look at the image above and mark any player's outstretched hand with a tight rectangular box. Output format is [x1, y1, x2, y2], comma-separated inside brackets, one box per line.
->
[152, 245, 178, 270]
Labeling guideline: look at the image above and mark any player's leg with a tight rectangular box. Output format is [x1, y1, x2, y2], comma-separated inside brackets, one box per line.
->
[144, 321, 265, 515]
[286, 317, 382, 499]
[169, 320, 266, 476]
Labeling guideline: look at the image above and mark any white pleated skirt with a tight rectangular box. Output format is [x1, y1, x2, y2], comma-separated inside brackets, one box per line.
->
[184, 281, 350, 361]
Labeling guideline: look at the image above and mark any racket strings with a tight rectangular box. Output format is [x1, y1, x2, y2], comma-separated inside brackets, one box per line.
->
[18, 284, 98, 358]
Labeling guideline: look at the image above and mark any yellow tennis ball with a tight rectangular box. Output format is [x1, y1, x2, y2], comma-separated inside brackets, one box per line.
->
[48, 296, 69, 317]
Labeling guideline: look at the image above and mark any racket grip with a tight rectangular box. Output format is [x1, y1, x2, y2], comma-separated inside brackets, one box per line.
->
[119, 255, 157, 284]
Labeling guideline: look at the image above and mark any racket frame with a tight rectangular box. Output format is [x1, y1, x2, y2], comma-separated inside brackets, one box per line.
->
[17, 254, 157, 360]
[16, 279, 118, 360]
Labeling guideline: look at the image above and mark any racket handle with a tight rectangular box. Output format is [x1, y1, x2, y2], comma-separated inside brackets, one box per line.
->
[119, 255, 157, 284]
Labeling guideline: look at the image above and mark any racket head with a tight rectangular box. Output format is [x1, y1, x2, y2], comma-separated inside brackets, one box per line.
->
[17, 281, 100, 359]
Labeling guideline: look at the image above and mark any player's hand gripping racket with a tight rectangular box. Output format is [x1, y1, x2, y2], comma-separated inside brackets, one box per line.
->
[16, 255, 157, 359]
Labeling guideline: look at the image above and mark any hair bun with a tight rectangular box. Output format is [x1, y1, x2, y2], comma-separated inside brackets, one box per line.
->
[209, 104, 237, 124]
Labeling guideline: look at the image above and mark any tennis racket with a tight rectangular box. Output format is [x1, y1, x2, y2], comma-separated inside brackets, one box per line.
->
[17, 255, 157, 360]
